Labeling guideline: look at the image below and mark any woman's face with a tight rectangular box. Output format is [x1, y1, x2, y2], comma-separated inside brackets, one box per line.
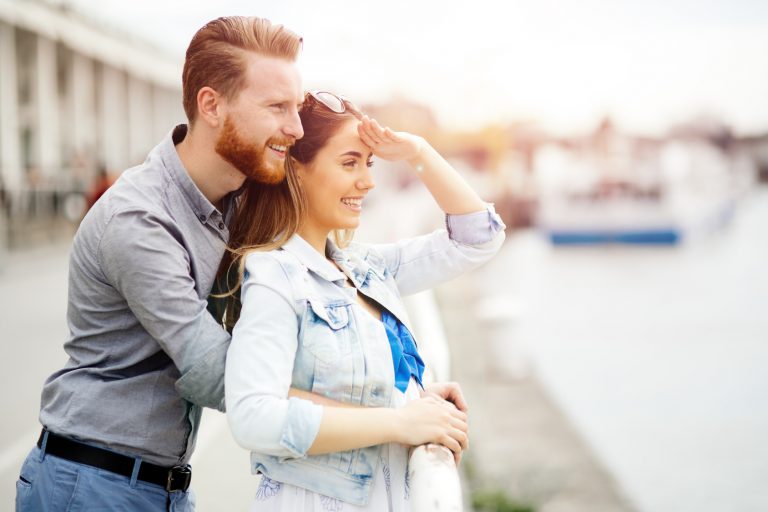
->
[296, 118, 375, 233]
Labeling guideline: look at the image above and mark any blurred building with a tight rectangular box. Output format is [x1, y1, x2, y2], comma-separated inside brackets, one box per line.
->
[732, 134, 768, 184]
[361, 95, 439, 141]
[0, 0, 183, 245]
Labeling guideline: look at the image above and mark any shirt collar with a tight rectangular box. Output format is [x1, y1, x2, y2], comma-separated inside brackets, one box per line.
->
[159, 124, 218, 222]
[221, 185, 244, 225]
[328, 242, 386, 288]
[282, 235, 346, 283]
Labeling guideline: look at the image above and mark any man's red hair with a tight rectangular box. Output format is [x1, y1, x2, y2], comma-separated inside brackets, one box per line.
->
[182, 16, 302, 123]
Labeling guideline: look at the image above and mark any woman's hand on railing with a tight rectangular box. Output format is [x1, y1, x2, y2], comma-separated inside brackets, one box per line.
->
[420, 381, 469, 464]
[395, 395, 468, 460]
[421, 381, 468, 413]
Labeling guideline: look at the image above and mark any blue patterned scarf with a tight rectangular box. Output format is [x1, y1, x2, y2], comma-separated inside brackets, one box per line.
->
[381, 311, 425, 393]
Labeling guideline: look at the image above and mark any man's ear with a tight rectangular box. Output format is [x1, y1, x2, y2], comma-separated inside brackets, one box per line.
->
[197, 87, 222, 128]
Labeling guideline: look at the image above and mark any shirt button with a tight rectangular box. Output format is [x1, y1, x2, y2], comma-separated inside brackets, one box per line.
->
[198, 214, 206, 223]
[218, 221, 225, 229]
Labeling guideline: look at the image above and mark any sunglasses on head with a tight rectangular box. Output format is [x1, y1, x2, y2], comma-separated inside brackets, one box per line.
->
[306, 91, 349, 114]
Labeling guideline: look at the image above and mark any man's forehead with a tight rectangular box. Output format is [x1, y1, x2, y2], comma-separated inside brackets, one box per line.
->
[242, 53, 302, 99]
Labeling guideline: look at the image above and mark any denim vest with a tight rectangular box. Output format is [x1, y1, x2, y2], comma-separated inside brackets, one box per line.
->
[225, 205, 505, 505]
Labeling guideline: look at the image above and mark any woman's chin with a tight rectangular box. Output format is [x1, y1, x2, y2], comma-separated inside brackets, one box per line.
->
[332, 218, 360, 231]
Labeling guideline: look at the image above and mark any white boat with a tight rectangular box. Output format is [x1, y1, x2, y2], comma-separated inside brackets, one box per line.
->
[533, 135, 749, 245]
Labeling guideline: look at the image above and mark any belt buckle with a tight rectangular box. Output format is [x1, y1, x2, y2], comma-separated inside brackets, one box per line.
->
[166, 465, 192, 492]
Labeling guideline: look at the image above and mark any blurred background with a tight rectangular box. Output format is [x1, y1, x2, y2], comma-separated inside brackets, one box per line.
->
[1, 0, 767, 511]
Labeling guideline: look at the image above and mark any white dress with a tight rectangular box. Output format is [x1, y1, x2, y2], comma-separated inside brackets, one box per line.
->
[248, 380, 419, 512]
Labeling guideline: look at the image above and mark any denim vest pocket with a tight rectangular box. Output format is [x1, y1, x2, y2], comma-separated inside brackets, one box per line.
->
[303, 300, 354, 363]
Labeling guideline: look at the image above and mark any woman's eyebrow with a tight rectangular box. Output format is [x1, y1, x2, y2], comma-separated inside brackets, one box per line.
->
[340, 151, 364, 158]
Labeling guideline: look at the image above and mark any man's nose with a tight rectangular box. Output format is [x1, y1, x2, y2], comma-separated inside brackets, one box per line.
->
[284, 109, 303, 140]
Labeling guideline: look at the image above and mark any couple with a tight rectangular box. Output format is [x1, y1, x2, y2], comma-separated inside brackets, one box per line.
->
[16, 16, 504, 512]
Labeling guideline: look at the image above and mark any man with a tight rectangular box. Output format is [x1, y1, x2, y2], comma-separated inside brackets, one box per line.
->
[15, 17, 304, 511]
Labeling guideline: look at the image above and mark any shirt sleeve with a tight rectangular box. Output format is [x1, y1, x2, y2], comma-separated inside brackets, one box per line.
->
[225, 252, 323, 459]
[373, 203, 506, 296]
[98, 209, 230, 411]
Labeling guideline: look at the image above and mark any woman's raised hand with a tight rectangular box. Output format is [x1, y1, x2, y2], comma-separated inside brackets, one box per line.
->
[357, 115, 423, 162]
[394, 395, 469, 461]
[359, 112, 487, 216]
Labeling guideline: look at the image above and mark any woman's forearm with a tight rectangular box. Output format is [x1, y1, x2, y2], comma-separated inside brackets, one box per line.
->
[288, 388, 358, 408]
[289, 389, 400, 454]
[307, 394, 468, 456]
[407, 138, 487, 215]
[307, 407, 399, 455]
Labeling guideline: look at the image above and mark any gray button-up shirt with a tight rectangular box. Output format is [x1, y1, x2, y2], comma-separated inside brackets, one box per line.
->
[39, 125, 232, 466]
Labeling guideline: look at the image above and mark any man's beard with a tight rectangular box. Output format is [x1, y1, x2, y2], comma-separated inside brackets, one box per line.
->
[214, 116, 289, 185]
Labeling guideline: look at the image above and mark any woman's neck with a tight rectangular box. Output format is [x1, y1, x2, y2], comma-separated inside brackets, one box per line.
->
[297, 222, 331, 257]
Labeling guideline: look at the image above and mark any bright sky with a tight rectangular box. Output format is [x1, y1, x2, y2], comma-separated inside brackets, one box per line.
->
[64, 0, 768, 136]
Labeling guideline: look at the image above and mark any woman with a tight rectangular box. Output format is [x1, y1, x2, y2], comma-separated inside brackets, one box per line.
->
[224, 91, 505, 510]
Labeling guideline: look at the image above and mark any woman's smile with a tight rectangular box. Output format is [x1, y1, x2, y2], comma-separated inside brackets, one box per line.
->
[340, 196, 364, 212]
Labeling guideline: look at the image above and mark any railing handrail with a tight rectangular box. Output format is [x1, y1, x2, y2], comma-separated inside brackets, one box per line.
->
[409, 444, 463, 511]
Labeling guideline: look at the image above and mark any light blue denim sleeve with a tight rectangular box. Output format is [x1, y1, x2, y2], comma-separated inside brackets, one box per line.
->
[373, 203, 506, 296]
[445, 203, 506, 245]
[225, 252, 323, 459]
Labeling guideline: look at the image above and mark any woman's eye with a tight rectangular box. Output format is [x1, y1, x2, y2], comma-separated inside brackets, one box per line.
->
[343, 160, 357, 168]
[366, 160, 374, 168]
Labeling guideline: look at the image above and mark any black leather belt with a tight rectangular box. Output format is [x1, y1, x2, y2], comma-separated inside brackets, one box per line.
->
[37, 429, 191, 492]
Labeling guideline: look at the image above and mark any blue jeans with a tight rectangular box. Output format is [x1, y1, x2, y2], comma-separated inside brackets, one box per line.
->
[15, 446, 195, 511]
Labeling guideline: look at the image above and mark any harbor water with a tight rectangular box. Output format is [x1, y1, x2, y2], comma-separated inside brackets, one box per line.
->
[481, 186, 768, 511]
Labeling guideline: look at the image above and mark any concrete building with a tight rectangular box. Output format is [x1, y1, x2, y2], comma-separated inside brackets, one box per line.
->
[0, 0, 183, 209]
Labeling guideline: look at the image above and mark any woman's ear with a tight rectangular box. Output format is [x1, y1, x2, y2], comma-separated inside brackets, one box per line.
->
[290, 158, 305, 181]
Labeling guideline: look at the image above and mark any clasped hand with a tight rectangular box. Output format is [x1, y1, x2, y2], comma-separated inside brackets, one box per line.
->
[395, 381, 469, 465]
